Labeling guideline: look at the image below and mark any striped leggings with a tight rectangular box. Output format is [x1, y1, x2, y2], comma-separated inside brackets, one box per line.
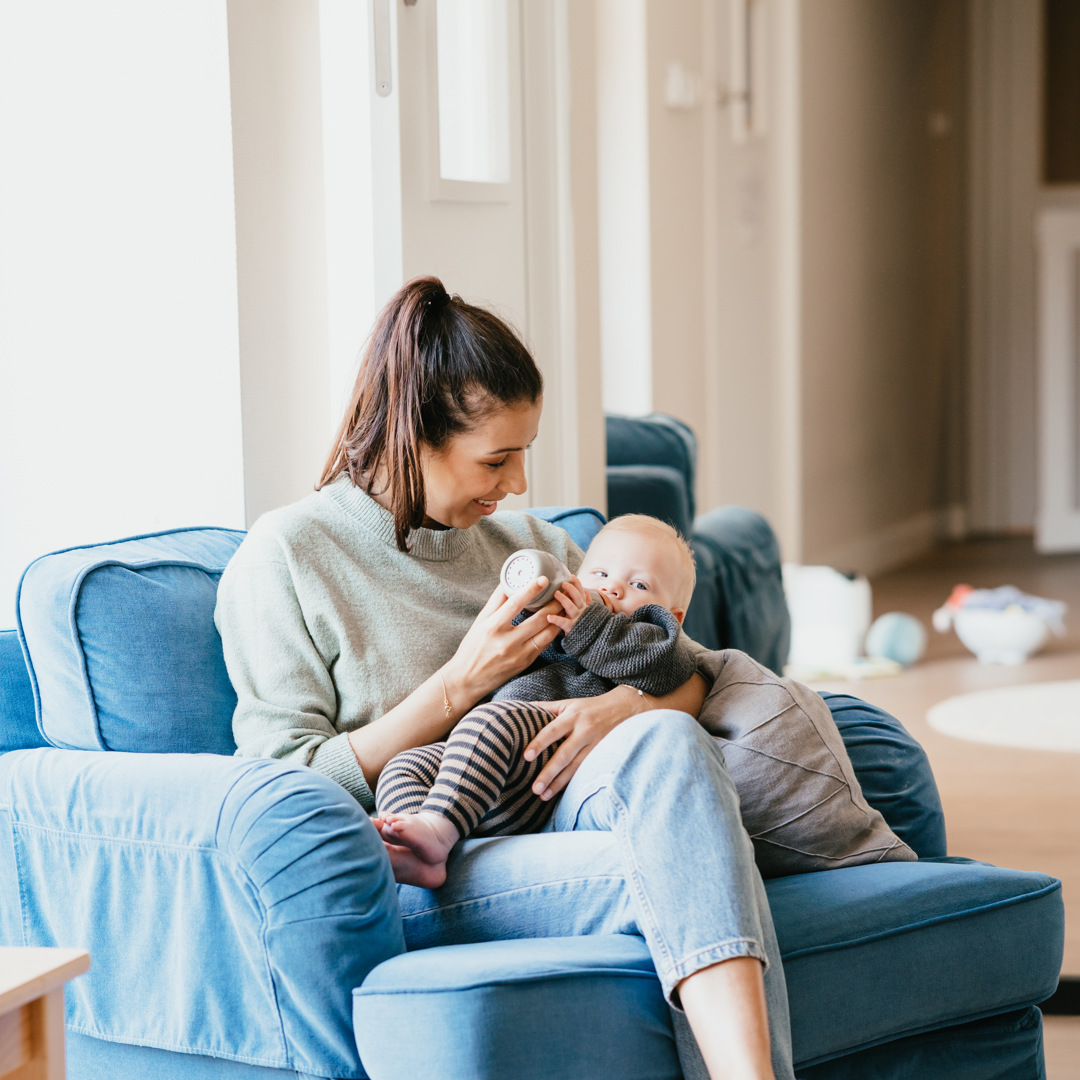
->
[375, 700, 558, 840]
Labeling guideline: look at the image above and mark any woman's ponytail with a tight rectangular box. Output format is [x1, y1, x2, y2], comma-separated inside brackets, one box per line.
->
[318, 276, 542, 550]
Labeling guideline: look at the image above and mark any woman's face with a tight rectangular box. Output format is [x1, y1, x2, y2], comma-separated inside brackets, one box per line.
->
[420, 398, 542, 529]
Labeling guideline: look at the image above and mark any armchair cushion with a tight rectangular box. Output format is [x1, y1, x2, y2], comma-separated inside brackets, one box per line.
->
[355, 936, 680, 1080]
[823, 692, 947, 858]
[16, 528, 244, 754]
[354, 861, 1062, 1077]
[771, 858, 1062, 1067]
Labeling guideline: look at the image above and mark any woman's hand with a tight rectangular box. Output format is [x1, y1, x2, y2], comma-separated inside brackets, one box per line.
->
[522, 684, 651, 801]
[444, 577, 563, 703]
[522, 673, 709, 801]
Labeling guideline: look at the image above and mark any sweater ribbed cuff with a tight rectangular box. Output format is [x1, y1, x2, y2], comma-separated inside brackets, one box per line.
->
[308, 731, 376, 812]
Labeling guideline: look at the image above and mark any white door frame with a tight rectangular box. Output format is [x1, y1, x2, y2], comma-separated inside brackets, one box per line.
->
[1036, 209, 1080, 551]
[368, 0, 603, 511]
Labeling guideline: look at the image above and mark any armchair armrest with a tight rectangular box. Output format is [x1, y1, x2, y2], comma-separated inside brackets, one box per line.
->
[0, 749, 404, 1078]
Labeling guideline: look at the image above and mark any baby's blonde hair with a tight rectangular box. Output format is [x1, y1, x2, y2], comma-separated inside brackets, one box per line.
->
[593, 514, 696, 611]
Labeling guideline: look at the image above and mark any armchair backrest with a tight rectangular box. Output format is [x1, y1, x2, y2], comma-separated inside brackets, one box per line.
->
[606, 413, 697, 521]
[11, 508, 605, 758]
[16, 527, 245, 754]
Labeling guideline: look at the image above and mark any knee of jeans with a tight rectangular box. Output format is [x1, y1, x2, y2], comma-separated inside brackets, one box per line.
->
[608, 708, 711, 757]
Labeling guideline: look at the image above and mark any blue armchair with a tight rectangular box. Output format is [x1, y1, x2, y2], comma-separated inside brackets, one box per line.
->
[0, 508, 1064, 1080]
[605, 413, 790, 673]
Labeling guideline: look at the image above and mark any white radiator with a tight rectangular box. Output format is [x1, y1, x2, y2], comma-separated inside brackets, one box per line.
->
[1037, 209, 1080, 552]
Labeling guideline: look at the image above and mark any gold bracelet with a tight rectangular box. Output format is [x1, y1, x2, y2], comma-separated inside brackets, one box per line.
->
[439, 673, 454, 722]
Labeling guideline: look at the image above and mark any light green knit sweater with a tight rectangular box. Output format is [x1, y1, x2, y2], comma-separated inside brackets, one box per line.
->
[214, 474, 583, 811]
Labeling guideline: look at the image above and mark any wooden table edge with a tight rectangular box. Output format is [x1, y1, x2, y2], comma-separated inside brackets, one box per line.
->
[0, 949, 90, 1015]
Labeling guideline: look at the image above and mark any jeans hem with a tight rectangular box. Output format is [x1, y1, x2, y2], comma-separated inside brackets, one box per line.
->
[663, 938, 769, 1007]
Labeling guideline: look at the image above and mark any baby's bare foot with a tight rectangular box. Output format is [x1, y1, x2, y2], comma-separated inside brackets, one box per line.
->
[376, 811, 460, 888]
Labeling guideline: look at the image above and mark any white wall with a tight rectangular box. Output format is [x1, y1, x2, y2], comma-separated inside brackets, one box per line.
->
[596, 0, 653, 418]
[227, 0, 339, 526]
[319, 0, 380, 421]
[0, 0, 245, 619]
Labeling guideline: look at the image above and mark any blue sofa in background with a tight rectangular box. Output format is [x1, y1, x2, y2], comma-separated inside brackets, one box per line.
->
[0, 506, 1064, 1080]
[606, 413, 790, 675]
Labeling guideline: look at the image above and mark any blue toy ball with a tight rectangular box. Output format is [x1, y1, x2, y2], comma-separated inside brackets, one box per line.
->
[865, 612, 927, 666]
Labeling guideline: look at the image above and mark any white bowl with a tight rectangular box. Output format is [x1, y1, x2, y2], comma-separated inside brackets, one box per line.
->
[953, 608, 1049, 665]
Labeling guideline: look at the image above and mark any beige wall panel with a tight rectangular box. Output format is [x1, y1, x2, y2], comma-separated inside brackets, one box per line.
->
[706, 0, 785, 527]
[799, 0, 966, 571]
[567, 0, 608, 513]
[646, 0, 707, 456]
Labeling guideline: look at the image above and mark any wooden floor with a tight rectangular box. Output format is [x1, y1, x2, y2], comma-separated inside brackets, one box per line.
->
[807, 536, 1080, 1077]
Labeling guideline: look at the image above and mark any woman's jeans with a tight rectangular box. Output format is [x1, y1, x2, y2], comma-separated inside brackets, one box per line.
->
[396, 710, 794, 1080]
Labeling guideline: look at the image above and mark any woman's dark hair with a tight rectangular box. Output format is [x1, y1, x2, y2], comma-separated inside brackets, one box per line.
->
[317, 276, 543, 550]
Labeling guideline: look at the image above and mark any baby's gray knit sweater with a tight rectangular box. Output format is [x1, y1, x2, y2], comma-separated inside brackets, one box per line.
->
[494, 602, 697, 703]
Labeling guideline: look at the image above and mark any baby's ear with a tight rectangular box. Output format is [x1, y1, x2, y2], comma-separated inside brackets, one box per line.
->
[671, 607, 686, 625]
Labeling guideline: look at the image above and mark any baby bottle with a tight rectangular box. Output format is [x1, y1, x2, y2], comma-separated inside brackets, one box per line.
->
[500, 549, 572, 611]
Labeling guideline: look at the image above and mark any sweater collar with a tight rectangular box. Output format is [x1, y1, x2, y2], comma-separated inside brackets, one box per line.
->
[325, 474, 474, 562]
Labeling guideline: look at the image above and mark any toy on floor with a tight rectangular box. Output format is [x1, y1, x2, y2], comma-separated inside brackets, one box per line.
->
[865, 612, 927, 666]
[781, 565, 909, 680]
[932, 585, 1067, 665]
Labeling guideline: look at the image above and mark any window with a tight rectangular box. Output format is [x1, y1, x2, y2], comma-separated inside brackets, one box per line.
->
[435, 0, 511, 184]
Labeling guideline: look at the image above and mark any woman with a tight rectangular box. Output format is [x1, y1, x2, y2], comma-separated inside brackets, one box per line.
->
[215, 277, 792, 1080]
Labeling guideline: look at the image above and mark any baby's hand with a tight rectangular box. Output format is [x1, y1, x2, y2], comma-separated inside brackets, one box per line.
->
[546, 576, 589, 635]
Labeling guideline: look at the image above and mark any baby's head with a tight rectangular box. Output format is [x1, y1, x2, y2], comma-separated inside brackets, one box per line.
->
[579, 515, 696, 623]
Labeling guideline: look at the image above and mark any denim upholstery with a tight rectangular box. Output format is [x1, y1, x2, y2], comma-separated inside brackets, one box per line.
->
[0, 748, 403, 1077]
[772, 858, 1061, 1066]
[0, 629, 44, 752]
[604, 414, 791, 669]
[355, 937, 680, 1080]
[17, 528, 244, 754]
[0, 515, 1064, 1080]
[606, 413, 697, 520]
[824, 692, 947, 858]
[607, 464, 693, 538]
[527, 506, 606, 552]
[65, 1033, 310, 1080]
[797, 1008, 1044, 1080]
[355, 855, 1062, 1077]
[692, 507, 791, 674]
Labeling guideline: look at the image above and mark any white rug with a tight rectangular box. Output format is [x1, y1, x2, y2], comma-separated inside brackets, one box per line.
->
[927, 680, 1080, 753]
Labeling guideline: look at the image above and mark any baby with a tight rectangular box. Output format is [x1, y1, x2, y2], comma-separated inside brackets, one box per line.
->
[372, 514, 698, 888]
